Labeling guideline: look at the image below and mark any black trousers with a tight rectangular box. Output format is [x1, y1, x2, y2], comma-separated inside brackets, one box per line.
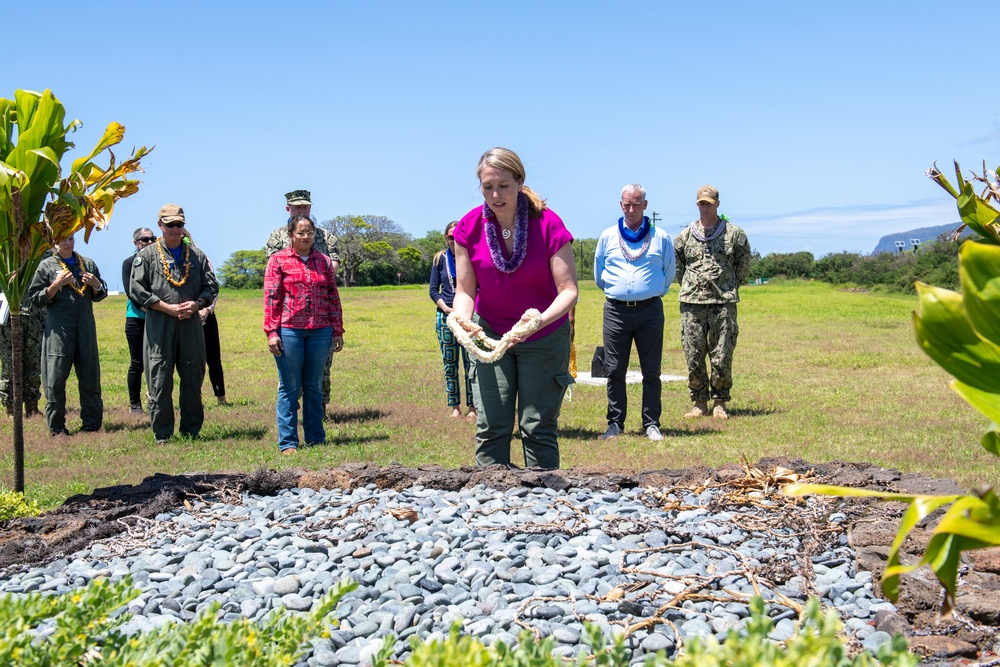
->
[203, 312, 226, 398]
[125, 316, 145, 407]
[603, 297, 664, 429]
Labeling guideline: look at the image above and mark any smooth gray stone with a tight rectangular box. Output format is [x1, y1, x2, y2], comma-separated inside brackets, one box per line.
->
[241, 599, 262, 617]
[467, 618, 494, 636]
[768, 619, 796, 642]
[281, 594, 313, 611]
[351, 620, 380, 638]
[680, 618, 713, 638]
[862, 631, 892, 652]
[530, 605, 563, 620]
[419, 577, 442, 593]
[396, 583, 423, 600]
[532, 568, 560, 585]
[393, 606, 419, 633]
[641, 631, 674, 653]
[336, 646, 361, 665]
[273, 575, 302, 595]
[201, 568, 222, 586]
[552, 626, 581, 644]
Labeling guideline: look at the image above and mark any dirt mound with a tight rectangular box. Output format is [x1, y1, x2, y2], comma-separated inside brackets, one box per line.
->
[1, 459, 996, 661]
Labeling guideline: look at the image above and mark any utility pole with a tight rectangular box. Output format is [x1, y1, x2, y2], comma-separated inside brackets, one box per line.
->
[650, 212, 661, 226]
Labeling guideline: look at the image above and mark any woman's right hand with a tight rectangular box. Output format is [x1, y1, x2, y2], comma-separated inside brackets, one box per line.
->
[268, 335, 283, 357]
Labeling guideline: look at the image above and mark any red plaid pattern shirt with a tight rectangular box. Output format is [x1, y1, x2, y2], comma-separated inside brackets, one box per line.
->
[263, 248, 344, 338]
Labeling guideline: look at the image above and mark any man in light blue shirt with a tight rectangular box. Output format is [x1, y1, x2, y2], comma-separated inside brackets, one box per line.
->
[594, 184, 676, 441]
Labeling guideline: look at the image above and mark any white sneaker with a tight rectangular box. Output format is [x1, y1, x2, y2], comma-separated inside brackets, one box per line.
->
[646, 425, 664, 441]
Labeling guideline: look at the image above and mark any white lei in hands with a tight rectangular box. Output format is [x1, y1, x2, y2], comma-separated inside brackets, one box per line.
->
[447, 309, 542, 363]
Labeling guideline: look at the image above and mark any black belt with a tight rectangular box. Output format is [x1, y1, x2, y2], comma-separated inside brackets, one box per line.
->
[607, 296, 661, 307]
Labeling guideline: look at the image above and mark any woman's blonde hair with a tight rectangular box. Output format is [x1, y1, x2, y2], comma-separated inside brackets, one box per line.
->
[476, 147, 546, 218]
[433, 220, 459, 264]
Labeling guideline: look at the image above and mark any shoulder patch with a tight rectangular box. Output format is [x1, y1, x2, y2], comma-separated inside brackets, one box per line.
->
[133, 257, 143, 267]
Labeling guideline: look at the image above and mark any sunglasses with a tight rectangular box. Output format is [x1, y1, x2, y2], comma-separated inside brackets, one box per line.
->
[161, 221, 185, 228]
[446, 236, 455, 241]
[137, 237, 156, 243]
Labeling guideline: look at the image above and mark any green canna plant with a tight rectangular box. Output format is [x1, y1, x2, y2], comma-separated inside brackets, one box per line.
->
[0, 88, 150, 492]
[786, 161, 1000, 615]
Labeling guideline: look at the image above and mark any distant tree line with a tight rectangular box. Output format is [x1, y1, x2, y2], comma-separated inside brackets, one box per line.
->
[219, 226, 966, 293]
[747, 233, 965, 293]
[218, 215, 448, 289]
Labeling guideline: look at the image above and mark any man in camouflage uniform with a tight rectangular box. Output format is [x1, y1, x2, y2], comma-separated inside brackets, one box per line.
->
[0, 292, 45, 419]
[129, 204, 219, 445]
[265, 190, 340, 413]
[673, 185, 751, 420]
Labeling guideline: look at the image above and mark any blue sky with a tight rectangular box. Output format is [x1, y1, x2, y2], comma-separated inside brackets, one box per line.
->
[10, 1, 999, 289]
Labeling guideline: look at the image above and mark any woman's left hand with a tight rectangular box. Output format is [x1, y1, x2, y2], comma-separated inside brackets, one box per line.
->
[333, 336, 344, 353]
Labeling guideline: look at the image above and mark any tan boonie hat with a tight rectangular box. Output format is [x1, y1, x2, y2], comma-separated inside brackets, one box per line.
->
[158, 204, 185, 223]
[285, 190, 311, 206]
[696, 186, 719, 204]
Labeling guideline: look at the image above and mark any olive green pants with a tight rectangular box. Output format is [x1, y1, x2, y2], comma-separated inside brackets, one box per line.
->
[470, 317, 573, 469]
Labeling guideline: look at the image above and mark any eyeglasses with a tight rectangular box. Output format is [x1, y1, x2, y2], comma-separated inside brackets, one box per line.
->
[137, 237, 156, 243]
[294, 231, 316, 238]
[161, 221, 185, 229]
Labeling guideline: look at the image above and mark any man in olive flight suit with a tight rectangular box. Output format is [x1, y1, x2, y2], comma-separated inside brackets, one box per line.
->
[265, 189, 341, 413]
[27, 236, 107, 436]
[674, 185, 751, 420]
[129, 204, 219, 445]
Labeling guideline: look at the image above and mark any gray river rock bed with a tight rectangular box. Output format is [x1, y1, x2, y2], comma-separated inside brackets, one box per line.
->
[1, 461, 998, 665]
[0, 477, 911, 664]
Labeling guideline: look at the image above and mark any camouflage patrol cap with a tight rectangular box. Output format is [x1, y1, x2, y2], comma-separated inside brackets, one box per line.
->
[696, 186, 719, 204]
[158, 204, 185, 223]
[285, 190, 312, 206]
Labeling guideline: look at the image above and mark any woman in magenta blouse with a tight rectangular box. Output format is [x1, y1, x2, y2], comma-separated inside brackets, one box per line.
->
[263, 215, 345, 454]
[452, 147, 578, 469]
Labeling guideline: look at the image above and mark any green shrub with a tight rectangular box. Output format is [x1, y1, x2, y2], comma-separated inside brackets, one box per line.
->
[371, 597, 914, 667]
[0, 576, 356, 666]
[0, 487, 40, 520]
[0, 575, 915, 667]
[672, 598, 915, 667]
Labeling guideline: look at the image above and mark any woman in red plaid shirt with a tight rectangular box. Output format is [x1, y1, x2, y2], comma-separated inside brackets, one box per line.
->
[263, 215, 345, 454]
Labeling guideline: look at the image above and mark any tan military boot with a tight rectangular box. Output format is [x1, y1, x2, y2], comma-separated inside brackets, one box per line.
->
[24, 399, 41, 419]
[684, 401, 709, 418]
[712, 400, 729, 420]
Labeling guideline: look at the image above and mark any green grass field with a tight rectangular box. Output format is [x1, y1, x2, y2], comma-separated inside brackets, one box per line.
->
[1, 280, 995, 509]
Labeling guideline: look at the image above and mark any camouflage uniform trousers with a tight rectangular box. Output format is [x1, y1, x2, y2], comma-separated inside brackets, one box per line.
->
[0, 306, 45, 407]
[680, 302, 739, 402]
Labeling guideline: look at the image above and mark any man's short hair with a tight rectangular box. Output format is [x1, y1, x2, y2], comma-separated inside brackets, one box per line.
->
[621, 184, 646, 201]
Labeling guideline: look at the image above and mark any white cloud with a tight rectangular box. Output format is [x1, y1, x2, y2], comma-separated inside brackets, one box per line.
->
[739, 199, 960, 256]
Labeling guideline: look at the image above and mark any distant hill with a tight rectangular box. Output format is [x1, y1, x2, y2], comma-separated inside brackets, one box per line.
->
[871, 222, 972, 255]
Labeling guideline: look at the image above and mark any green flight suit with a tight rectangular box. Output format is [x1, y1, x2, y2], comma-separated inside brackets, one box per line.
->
[28, 253, 107, 433]
[128, 241, 219, 441]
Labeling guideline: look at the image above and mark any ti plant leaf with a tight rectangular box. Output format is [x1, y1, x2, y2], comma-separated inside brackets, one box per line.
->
[960, 241, 1000, 346]
[913, 283, 1000, 394]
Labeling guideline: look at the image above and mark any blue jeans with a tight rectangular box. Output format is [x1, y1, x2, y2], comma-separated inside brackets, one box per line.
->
[274, 326, 332, 451]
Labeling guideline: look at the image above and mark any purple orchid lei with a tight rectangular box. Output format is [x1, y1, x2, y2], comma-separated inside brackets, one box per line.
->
[483, 192, 529, 273]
